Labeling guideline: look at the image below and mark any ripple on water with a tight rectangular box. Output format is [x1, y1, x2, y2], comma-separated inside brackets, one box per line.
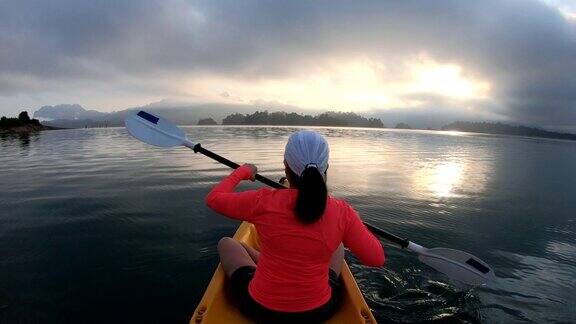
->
[1, 127, 576, 323]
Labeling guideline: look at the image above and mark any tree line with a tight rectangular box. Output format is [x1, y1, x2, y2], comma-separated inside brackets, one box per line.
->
[442, 121, 576, 140]
[220, 111, 384, 128]
[0, 111, 41, 128]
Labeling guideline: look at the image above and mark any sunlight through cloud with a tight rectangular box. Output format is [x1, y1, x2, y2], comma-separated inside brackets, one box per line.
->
[182, 57, 491, 112]
[407, 58, 491, 100]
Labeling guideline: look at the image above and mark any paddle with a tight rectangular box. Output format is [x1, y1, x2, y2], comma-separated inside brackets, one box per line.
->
[125, 110, 496, 286]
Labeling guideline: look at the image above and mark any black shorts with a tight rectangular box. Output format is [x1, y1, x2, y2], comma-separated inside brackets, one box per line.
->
[229, 266, 343, 324]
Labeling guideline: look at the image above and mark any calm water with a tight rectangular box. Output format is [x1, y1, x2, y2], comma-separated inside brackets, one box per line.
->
[0, 127, 575, 323]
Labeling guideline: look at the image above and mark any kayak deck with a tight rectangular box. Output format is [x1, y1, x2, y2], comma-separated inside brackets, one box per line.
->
[190, 222, 376, 323]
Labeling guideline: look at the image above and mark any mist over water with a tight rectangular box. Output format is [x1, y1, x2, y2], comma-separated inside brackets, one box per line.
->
[0, 127, 575, 323]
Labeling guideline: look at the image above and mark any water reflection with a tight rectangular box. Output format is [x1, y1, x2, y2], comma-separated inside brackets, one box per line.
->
[431, 162, 463, 198]
[414, 157, 492, 200]
[323, 130, 495, 202]
[2, 126, 575, 323]
[415, 161, 466, 198]
[0, 131, 36, 150]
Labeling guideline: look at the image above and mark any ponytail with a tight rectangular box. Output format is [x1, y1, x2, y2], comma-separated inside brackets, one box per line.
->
[294, 166, 327, 224]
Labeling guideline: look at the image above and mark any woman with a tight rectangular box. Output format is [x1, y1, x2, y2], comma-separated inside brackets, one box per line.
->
[206, 130, 384, 323]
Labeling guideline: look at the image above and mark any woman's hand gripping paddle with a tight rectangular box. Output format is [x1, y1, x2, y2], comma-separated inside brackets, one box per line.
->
[125, 110, 496, 286]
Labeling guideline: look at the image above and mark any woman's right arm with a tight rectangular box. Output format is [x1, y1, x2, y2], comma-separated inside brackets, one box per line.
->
[205, 164, 263, 221]
[342, 206, 385, 267]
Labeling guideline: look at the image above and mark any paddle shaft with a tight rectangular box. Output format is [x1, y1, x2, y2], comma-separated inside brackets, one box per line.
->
[190, 143, 411, 248]
[191, 143, 290, 190]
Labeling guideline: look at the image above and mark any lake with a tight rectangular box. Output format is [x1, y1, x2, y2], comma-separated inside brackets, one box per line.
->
[0, 127, 575, 323]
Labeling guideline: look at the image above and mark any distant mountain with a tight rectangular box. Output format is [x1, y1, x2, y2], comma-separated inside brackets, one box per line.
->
[29, 97, 332, 129]
[32, 101, 298, 128]
[33, 104, 107, 121]
[32, 102, 246, 128]
[442, 121, 576, 141]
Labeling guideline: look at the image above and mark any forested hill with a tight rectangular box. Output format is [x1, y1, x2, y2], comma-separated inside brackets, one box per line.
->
[0, 111, 57, 133]
[222, 111, 384, 128]
[442, 121, 576, 141]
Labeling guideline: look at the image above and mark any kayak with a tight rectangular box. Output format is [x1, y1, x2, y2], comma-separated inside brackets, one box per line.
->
[190, 221, 377, 323]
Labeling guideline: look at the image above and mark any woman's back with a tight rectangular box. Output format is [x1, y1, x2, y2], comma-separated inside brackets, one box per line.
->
[250, 188, 341, 312]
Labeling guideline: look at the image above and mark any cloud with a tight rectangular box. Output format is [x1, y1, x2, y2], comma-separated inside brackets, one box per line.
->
[0, 0, 575, 126]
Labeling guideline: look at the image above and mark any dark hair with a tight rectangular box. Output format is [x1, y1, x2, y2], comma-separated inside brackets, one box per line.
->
[290, 166, 328, 224]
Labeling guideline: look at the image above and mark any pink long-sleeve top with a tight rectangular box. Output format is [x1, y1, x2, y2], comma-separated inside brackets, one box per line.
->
[206, 165, 385, 312]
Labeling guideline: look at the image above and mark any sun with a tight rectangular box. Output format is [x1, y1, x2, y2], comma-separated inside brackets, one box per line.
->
[407, 58, 491, 100]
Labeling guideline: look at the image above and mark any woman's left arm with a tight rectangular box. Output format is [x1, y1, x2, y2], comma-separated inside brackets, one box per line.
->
[205, 164, 263, 221]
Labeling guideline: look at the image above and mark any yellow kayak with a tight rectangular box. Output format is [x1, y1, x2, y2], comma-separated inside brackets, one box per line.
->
[190, 222, 377, 323]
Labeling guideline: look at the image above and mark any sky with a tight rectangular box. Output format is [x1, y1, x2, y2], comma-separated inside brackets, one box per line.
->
[1, 0, 575, 127]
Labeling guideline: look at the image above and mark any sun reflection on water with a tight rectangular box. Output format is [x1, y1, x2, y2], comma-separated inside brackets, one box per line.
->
[414, 157, 490, 200]
[428, 162, 463, 198]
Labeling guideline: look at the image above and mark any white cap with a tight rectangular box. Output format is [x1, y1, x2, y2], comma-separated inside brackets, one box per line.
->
[284, 130, 329, 178]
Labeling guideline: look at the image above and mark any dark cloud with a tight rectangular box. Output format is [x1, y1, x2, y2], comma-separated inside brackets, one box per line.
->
[0, 0, 575, 125]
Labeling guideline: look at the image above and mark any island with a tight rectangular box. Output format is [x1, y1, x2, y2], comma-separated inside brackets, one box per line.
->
[0, 111, 57, 133]
[221, 111, 384, 128]
[197, 118, 218, 125]
[442, 121, 576, 141]
[395, 122, 412, 129]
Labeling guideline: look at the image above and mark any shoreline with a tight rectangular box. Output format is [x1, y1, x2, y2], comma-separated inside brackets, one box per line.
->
[0, 124, 60, 134]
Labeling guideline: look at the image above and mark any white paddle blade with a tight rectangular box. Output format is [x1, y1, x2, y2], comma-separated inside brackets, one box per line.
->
[418, 248, 495, 285]
[125, 110, 186, 147]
